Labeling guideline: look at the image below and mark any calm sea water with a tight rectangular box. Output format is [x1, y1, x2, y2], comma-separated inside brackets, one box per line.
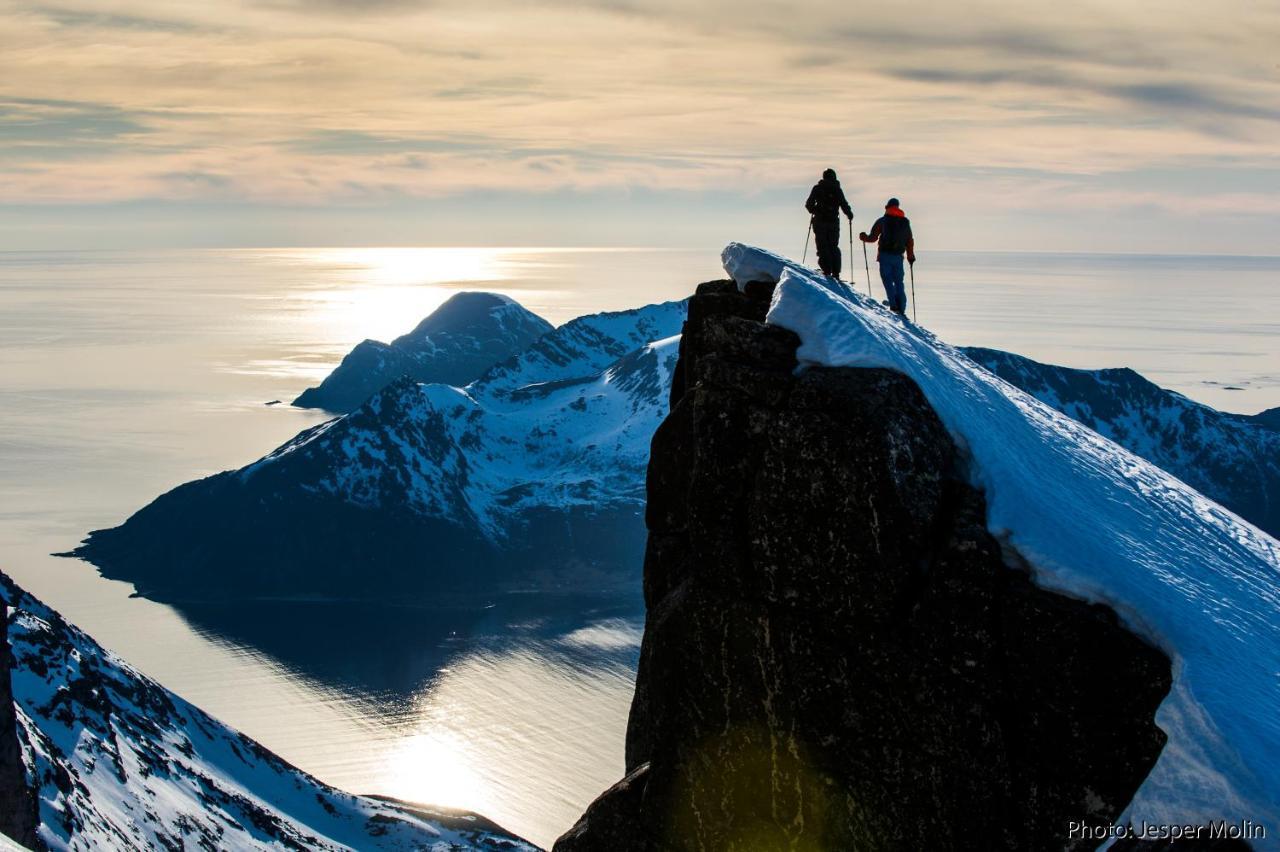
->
[1, 247, 1277, 848]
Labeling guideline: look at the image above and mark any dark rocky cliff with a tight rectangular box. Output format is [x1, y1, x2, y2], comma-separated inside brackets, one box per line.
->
[556, 280, 1175, 851]
[1, 605, 40, 850]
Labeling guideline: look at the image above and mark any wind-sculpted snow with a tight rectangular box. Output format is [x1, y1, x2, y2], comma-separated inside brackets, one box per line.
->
[965, 347, 1280, 538]
[724, 243, 1280, 841]
[0, 573, 536, 851]
[294, 291, 554, 412]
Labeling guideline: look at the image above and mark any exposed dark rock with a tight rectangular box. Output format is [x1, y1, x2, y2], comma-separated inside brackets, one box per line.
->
[557, 285, 1173, 851]
[294, 292, 553, 412]
[0, 604, 40, 850]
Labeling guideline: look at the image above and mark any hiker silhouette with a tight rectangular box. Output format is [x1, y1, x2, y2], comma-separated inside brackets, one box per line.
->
[804, 168, 853, 279]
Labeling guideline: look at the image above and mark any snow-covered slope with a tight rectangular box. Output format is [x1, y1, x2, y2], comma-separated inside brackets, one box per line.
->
[0, 573, 536, 851]
[472, 300, 688, 399]
[723, 243, 1280, 841]
[294, 292, 554, 412]
[72, 301, 687, 601]
[964, 347, 1280, 538]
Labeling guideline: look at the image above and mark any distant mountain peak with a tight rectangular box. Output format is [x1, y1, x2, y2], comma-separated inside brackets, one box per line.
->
[293, 291, 553, 413]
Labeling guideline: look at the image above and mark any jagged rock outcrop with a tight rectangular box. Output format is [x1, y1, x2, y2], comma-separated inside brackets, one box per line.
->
[0, 604, 40, 850]
[294, 291, 554, 412]
[557, 280, 1174, 851]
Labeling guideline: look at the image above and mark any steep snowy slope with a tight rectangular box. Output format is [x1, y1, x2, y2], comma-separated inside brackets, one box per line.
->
[965, 347, 1280, 537]
[72, 301, 687, 601]
[294, 292, 554, 412]
[724, 243, 1280, 839]
[0, 573, 536, 851]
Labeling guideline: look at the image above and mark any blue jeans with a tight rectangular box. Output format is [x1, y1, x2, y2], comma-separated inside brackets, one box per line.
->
[878, 255, 906, 312]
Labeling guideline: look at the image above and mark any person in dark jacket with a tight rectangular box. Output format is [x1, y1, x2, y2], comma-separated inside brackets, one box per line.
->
[860, 197, 916, 315]
[805, 168, 854, 278]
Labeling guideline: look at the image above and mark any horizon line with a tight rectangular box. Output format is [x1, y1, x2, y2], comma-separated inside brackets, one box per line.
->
[4, 245, 1280, 261]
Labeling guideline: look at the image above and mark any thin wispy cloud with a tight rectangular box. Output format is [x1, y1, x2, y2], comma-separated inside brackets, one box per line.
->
[1, 0, 1278, 248]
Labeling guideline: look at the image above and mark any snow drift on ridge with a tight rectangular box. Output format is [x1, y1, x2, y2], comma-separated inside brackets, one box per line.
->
[722, 243, 1280, 840]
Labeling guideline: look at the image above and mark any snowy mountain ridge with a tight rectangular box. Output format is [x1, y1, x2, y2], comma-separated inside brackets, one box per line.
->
[0, 573, 536, 851]
[72, 300, 688, 600]
[293, 291, 554, 413]
[966, 346, 1280, 537]
[250, 299, 687, 540]
[724, 243, 1280, 840]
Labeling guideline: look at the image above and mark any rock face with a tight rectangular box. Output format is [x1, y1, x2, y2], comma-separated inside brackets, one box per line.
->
[294, 291, 554, 412]
[0, 604, 39, 850]
[557, 281, 1173, 851]
[965, 347, 1280, 538]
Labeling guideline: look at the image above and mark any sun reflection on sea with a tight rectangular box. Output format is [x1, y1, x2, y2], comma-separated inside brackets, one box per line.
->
[375, 640, 637, 849]
[386, 724, 491, 814]
[265, 247, 562, 348]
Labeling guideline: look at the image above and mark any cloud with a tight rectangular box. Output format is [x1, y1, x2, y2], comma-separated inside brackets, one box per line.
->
[0, 0, 1277, 246]
[0, 97, 150, 143]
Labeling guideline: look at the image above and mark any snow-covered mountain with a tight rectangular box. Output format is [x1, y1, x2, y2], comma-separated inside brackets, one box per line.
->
[71, 300, 688, 602]
[964, 347, 1280, 538]
[0, 572, 537, 851]
[72, 273, 1279, 605]
[724, 243, 1280, 841]
[294, 292, 554, 412]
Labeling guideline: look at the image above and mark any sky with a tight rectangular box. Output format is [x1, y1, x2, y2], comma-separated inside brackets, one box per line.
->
[2, 0, 1279, 252]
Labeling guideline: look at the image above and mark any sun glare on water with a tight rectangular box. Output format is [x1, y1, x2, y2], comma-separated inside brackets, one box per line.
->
[277, 247, 543, 347]
[385, 725, 493, 814]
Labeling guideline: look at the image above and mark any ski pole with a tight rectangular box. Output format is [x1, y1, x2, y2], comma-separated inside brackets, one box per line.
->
[847, 218, 854, 285]
[802, 220, 812, 265]
[862, 240, 872, 297]
[910, 261, 917, 323]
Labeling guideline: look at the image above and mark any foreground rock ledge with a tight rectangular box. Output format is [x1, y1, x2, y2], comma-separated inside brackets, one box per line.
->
[556, 280, 1173, 852]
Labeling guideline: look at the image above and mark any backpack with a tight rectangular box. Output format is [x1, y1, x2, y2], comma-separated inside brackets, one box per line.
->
[880, 216, 911, 254]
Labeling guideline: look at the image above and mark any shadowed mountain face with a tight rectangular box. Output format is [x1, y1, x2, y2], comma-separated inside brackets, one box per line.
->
[1250, 406, 1280, 432]
[0, 573, 537, 852]
[965, 347, 1280, 537]
[70, 300, 688, 603]
[557, 281, 1172, 852]
[293, 291, 554, 413]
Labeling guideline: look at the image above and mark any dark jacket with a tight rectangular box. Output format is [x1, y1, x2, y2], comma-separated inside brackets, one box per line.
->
[805, 179, 853, 222]
[861, 211, 915, 261]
